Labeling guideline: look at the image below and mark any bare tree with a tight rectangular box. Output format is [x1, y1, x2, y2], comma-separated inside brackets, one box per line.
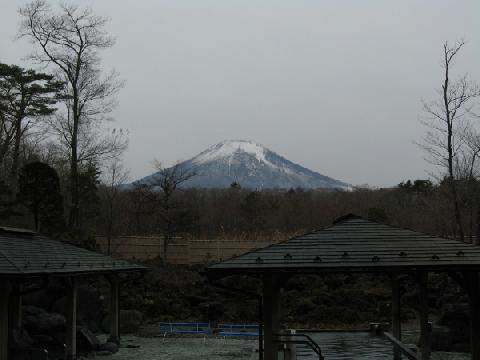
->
[100, 160, 129, 255]
[18, 0, 124, 227]
[421, 40, 480, 241]
[149, 162, 196, 261]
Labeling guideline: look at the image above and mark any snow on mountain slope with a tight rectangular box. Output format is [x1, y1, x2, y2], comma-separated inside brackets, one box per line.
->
[134, 140, 352, 190]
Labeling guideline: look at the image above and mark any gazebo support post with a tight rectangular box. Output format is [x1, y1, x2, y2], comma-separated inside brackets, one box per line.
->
[263, 274, 281, 360]
[0, 280, 11, 360]
[65, 277, 78, 360]
[108, 274, 120, 344]
[391, 274, 401, 360]
[416, 272, 430, 360]
[9, 283, 22, 330]
[258, 295, 264, 360]
[464, 271, 480, 360]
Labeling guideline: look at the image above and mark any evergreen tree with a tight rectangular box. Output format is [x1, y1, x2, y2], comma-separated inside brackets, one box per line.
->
[0, 180, 15, 221]
[0, 63, 63, 194]
[17, 161, 65, 234]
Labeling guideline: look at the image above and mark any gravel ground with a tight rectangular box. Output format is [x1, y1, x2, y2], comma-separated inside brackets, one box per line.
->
[98, 332, 468, 360]
[107, 335, 257, 360]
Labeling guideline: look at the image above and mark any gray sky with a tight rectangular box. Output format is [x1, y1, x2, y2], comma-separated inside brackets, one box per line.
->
[1, 0, 479, 187]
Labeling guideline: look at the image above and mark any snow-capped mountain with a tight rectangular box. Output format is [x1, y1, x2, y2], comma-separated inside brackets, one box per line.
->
[135, 140, 351, 190]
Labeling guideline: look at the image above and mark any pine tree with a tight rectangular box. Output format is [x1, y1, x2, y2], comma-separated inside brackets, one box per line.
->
[0, 63, 63, 195]
[17, 162, 65, 234]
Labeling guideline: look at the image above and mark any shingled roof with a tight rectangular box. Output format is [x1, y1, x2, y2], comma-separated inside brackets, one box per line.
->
[0, 227, 145, 277]
[208, 215, 480, 275]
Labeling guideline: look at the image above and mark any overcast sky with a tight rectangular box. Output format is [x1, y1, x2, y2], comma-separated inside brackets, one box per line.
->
[1, 1, 479, 187]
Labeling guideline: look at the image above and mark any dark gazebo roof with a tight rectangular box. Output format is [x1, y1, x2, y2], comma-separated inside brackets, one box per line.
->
[208, 215, 480, 275]
[0, 227, 145, 277]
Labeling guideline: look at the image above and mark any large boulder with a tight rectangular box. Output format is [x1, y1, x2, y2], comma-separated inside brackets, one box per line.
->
[22, 306, 66, 334]
[31, 334, 55, 345]
[77, 327, 101, 351]
[9, 328, 34, 350]
[96, 341, 119, 356]
[101, 341, 119, 353]
[22, 291, 52, 310]
[52, 287, 106, 333]
[23, 278, 71, 310]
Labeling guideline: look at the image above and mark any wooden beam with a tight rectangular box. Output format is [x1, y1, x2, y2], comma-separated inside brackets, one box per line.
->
[0, 280, 11, 360]
[384, 332, 417, 360]
[391, 274, 402, 360]
[9, 283, 22, 331]
[464, 271, 480, 360]
[263, 275, 281, 360]
[108, 275, 120, 344]
[416, 272, 430, 360]
[65, 278, 78, 360]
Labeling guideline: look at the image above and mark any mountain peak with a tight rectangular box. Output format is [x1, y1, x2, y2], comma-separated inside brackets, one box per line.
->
[135, 140, 351, 190]
[192, 140, 268, 165]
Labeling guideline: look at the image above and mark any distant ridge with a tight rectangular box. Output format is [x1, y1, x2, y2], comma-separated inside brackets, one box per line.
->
[134, 140, 352, 190]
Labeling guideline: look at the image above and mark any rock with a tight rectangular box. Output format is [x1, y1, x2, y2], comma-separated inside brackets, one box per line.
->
[23, 278, 71, 310]
[31, 334, 54, 345]
[52, 287, 106, 333]
[22, 291, 53, 310]
[10, 327, 34, 350]
[51, 332, 66, 345]
[51, 297, 66, 315]
[23, 305, 66, 334]
[100, 341, 119, 353]
[96, 350, 114, 356]
[96, 334, 109, 345]
[77, 327, 101, 351]
[23, 305, 45, 317]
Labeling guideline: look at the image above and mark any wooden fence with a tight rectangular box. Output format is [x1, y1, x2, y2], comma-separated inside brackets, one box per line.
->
[95, 236, 278, 264]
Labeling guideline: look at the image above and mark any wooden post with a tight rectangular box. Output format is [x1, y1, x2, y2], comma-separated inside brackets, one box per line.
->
[416, 272, 430, 360]
[9, 283, 22, 331]
[258, 295, 264, 360]
[0, 280, 11, 360]
[391, 274, 402, 360]
[464, 271, 480, 360]
[65, 277, 78, 360]
[263, 275, 281, 360]
[285, 329, 297, 360]
[108, 275, 120, 344]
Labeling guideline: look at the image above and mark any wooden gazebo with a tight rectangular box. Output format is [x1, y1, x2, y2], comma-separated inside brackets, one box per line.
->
[0, 226, 146, 360]
[208, 214, 480, 360]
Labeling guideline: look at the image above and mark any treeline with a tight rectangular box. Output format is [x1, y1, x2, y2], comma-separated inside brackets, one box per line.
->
[94, 179, 480, 242]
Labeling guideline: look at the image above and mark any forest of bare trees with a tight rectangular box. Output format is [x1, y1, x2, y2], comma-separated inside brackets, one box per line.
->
[92, 180, 466, 242]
